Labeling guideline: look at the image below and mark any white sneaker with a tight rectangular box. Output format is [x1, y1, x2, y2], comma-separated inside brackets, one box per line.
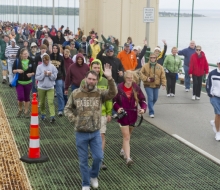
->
[185, 89, 189, 92]
[215, 132, 220, 141]
[210, 120, 217, 133]
[196, 96, 200, 100]
[120, 149, 126, 159]
[150, 114, 154, 118]
[170, 93, 175, 97]
[167, 94, 171, 97]
[82, 186, 90, 190]
[192, 95, 196, 100]
[90, 177, 98, 189]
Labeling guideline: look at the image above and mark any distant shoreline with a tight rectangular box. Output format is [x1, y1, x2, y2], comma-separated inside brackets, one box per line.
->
[159, 11, 205, 17]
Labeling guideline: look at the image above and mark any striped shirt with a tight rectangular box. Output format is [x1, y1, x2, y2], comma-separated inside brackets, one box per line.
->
[5, 45, 20, 63]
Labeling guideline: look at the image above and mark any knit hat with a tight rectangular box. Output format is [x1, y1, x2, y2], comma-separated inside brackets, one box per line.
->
[154, 47, 161, 51]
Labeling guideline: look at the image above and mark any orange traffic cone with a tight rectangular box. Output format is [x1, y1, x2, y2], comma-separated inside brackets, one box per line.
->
[20, 93, 49, 163]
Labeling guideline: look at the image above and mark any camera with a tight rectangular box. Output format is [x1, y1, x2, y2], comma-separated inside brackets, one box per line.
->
[113, 109, 127, 119]
[149, 77, 155, 82]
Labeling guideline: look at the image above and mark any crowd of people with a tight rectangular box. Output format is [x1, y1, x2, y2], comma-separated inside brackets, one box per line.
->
[0, 21, 219, 190]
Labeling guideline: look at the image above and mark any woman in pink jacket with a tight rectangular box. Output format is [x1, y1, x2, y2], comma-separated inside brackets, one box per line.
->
[189, 45, 209, 100]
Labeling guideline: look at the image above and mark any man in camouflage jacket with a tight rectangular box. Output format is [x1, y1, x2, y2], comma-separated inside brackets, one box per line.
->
[64, 64, 117, 190]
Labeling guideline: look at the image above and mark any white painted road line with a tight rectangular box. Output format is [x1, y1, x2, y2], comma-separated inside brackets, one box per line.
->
[172, 134, 220, 165]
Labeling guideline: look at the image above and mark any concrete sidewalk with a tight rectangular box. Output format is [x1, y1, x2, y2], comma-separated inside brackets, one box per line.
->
[141, 84, 220, 160]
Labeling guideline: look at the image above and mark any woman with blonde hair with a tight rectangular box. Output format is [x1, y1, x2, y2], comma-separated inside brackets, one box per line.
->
[12, 48, 35, 117]
[140, 53, 166, 118]
[163, 47, 182, 97]
[113, 70, 147, 166]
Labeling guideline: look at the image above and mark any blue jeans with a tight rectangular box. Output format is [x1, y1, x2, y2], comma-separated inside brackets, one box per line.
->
[55, 79, 65, 112]
[184, 65, 190, 89]
[71, 84, 79, 92]
[31, 75, 37, 93]
[145, 87, 159, 115]
[76, 130, 103, 187]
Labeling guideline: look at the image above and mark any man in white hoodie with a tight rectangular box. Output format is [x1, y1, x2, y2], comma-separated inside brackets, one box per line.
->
[35, 53, 58, 123]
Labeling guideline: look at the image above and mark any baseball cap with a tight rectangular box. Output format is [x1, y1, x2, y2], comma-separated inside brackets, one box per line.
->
[10, 39, 16, 43]
[217, 58, 220, 64]
[30, 42, 37, 47]
[124, 43, 130, 47]
[105, 45, 114, 52]
[154, 47, 161, 51]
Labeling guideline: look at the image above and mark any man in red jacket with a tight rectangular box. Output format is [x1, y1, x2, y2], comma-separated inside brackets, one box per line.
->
[189, 45, 209, 100]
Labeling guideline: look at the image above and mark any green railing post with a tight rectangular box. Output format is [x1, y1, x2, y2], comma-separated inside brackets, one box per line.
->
[176, 0, 180, 47]
[190, 0, 194, 40]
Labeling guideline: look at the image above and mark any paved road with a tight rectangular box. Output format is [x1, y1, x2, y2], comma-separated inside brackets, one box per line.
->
[141, 83, 220, 160]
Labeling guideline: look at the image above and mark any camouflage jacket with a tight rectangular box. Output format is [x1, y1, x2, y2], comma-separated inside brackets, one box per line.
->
[64, 78, 117, 132]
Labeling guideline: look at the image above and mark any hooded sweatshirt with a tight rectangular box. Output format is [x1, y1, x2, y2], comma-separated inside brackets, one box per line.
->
[50, 44, 65, 80]
[81, 59, 113, 116]
[64, 77, 117, 132]
[65, 53, 89, 90]
[35, 53, 58, 90]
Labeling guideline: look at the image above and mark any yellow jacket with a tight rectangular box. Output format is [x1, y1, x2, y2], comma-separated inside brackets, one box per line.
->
[90, 44, 101, 59]
[140, 62, 166, 88]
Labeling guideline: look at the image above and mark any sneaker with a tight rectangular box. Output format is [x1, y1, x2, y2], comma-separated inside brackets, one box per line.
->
[150, 114, 154, 118]
[58, 111, 63, 117]
[167, 94, 171, 97]
[17, 110, 22, 117]
[101, 162, 107, 170]
[2, 79, 7, 84]
[196, 96, 200, 100]
[41, 115, 46, 121]
[215, 132, 220, 141]
[120, 149, 126, 159]
[50, 117, 56, 123]
[90, 177, 98, 189]
[210, 120, 217, 134]
[170, 93, 175, 97]
[192, 95, 196, 100]
[82, 186, 90, 190]
[24, 112, 30, 118]
[185, 89, 189, 92]
[126, 158, 134, 166]
[112, 113, 118, 119]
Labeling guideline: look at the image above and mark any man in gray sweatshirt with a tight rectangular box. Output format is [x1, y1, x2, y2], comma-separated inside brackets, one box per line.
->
[35, 53, 58, 123]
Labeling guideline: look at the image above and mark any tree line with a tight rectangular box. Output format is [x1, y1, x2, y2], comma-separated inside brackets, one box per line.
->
[0, 5, 79, 15]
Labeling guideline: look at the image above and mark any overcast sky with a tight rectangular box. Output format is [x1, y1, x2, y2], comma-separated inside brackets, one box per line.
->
[2, 0, 220, 10]
[159, 0, 220, 10]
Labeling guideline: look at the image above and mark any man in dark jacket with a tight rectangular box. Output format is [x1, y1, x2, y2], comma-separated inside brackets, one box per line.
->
[178, 40, 196, 92]
[97, 45, 124, 84]
[50, 44, 65, 117]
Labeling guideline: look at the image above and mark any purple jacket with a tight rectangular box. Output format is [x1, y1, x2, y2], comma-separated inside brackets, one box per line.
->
[113, 82, 147, 126]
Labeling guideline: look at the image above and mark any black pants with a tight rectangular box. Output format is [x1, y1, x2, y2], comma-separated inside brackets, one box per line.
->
[192, 75, 203, 97]
[166, 72, 177, 94]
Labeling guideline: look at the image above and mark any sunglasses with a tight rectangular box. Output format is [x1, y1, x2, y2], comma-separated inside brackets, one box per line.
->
[150, 57, 156, 59]
[196, 49, 201, 51]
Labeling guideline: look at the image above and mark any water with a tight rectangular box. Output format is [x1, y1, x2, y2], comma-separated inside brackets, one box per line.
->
[158, 10, 220, 64]
[1, 10, 220, 64]
[0, 14, 79, 34]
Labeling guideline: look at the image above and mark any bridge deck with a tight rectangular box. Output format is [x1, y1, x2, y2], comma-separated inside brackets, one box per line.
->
[1, 79, 220, 189]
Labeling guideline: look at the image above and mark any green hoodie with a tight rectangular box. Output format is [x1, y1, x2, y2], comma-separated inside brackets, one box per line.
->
[81, 59, 113, 116]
